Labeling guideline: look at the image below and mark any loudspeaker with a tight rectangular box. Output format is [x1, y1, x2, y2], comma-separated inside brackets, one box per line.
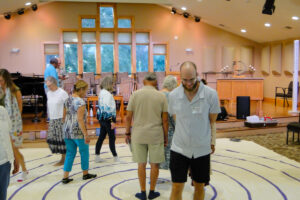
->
[217, 106, 228, 121]
[236, 96, 250, 119]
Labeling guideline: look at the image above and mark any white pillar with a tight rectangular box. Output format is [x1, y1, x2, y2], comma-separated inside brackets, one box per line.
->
[292, 40, 299, 113]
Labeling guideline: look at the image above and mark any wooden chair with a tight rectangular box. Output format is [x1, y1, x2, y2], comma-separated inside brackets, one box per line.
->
[286, 114, 300, 145]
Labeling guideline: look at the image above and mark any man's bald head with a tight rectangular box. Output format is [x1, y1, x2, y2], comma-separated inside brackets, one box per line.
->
[180, 61, 197, 76]
[180, 61, 198, 92]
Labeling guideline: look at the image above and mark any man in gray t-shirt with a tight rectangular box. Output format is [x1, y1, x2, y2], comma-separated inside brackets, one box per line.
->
[126, 72, 168, 200]
[168, 61, 220, 200]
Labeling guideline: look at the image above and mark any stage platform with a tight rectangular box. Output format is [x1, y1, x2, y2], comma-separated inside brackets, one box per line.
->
[21, 101, 299, 141]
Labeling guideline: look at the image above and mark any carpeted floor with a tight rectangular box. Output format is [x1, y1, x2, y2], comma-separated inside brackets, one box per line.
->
[234, 131, 300, 163]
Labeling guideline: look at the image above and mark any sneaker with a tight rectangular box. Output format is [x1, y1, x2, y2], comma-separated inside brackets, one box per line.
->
[148, 190, 160, 199]
[113, 156, 120, 162]
[62, 177, 73, 184]
[83, 173, 97, 180]
[95, 155, 105, 163]
[135, 191, 147, 200]
[17, 171, 28, 182]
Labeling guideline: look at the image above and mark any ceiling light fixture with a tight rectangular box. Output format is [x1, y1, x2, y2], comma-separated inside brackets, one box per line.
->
[4, 13, 11, 20]
[171, 7, 176, 14]
[241, 29, 247, 33]
[195, 16, 201, 23]
[17, 8, 25, 15]
[181, 7, 187, 11]
[264, 23, 271, 27]
[25, 2, 32, 6]
[31, 4, 38, 11]
[183, 12, 190, 18]
[292, 16, 299, 20]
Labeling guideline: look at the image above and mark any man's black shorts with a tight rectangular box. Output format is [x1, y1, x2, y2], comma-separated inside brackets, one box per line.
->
[169, 150, 210, 183]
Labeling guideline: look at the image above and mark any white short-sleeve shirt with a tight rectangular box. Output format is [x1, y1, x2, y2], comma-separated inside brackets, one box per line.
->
[168, 82, 221, 159]
[0, 106, 14, 165]
[47, 88, 69, 120]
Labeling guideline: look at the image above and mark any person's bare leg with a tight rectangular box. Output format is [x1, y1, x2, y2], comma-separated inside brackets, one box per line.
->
[150, 163, 159, 191]
[54, 154, 65, 166]
[170, 183, 185, 200]
[193, 181, 205, 200]
[138, 163, 147, 191]
[63, 171, 70, 179]
[15, 148, 27, 172]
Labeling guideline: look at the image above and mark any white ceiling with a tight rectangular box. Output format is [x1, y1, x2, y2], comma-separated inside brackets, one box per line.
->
[0, 0, 300, 43]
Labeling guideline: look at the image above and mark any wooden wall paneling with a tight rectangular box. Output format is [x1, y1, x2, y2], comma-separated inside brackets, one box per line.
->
[270, 43, 282, 75]
[240, 46, 253, 66]
[203, 46, 216, 72]
[222, 46, 236, 69]
[261, 45, 270, 75]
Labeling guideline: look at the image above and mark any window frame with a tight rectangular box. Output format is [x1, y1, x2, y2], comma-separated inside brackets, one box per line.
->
[79, 15, 97, 30]
[117, 16, 134, 30]
[153, 42, 169, 72]
[81, 31, 97, 74]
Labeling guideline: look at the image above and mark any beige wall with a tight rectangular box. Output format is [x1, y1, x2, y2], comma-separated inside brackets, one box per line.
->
[3, 2, 293, 99]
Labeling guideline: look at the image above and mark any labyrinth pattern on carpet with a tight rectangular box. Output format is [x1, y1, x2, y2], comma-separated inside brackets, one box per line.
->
[7, 139, 300, 200]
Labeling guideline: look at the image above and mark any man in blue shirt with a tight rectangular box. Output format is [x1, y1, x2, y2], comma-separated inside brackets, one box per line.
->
[43, 57, 60, 119]
[44, 57, 60, 91]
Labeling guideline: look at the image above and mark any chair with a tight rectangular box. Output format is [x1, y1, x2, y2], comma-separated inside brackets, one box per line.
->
[286, 114, 300, 144]
[275, 81, 298, 106]
[83, 72, 95, 85]
[116, 72, 128, 84]
[117, 77, 134, 103]
[155, 71, 166, 90]
[67, 72, 77, 83]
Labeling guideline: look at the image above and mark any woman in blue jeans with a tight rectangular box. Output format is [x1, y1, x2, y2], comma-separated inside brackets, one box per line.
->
[62, 80, 96, 184]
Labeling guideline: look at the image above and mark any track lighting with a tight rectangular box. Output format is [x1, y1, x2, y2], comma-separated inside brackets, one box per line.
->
[183, 12, 190, 18]
[31, 4, 38, 11]
[17, 8, 25, 15]
[4, 13, 11, 20]
[171, 7, 176, 14]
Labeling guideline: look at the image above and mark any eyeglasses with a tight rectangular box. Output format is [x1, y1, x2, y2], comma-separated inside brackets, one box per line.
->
[182, 78, 197, 83]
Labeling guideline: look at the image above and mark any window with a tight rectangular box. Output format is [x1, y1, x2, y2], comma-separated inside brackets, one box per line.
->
[81, 18, 96, 28]
[100, 32, 114, 73]
[82, 32, 96, 73]
[63, 32, 78, 73]
[153, 44, 167, 72]
[118, 19, 131, 28]
[64, 44, 78, 73]
[118, 33, 132, 73]
[99, 7, 114, 28]
[44, 44, 59, 69]
[136, 33, 149, 72]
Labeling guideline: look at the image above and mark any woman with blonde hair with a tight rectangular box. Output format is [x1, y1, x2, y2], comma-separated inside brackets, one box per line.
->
[0, 68, 28, 182]
[95, 76, 119, 162]
[62, 80, 96, 184]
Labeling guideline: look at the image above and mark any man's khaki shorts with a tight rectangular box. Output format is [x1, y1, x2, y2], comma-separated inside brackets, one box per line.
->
[131, 143, 165, 164]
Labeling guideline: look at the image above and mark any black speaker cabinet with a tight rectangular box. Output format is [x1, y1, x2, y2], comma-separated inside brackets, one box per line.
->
[236, 96, 250, 119]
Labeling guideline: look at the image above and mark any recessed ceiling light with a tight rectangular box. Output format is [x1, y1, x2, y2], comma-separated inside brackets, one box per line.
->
[264, 23, 271, 27]
[25, 2, 32, 6]
[181, 7, 187, 11]
[241, 29, 247, 33]
[292, 16, 299, 20]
